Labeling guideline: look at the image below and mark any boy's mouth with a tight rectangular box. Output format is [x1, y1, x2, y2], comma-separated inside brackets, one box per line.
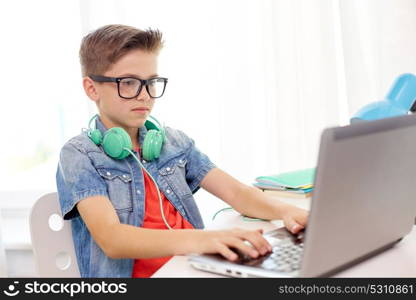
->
[132, 107, 150, 111]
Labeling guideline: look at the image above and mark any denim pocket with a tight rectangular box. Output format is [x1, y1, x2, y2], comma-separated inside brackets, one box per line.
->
[158, 157, 192, 198]
[97, 167, 133, 212]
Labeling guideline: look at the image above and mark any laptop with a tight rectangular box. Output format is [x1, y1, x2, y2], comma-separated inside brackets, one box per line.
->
[188, 114, 416, 277]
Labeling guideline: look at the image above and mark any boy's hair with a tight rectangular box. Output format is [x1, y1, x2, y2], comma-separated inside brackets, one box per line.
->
[79, 24, 164, 77]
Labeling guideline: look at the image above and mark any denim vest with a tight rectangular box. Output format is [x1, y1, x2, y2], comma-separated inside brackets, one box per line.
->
[56, 117, 216, 277]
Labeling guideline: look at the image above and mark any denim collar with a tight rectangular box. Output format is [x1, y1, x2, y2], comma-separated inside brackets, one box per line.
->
[94, 115, 148, 149]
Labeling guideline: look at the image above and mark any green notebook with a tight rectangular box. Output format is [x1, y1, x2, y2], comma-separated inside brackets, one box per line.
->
[255, 168, 316, 189]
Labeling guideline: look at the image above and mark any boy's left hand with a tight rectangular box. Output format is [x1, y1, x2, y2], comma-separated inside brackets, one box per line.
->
[281, 205, 308, 234]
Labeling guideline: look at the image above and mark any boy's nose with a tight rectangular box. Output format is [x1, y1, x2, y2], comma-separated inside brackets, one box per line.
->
[136, 87, 151, 101]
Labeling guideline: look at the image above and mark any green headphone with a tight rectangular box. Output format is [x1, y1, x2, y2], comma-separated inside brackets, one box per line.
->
[87, 114, 165, 161]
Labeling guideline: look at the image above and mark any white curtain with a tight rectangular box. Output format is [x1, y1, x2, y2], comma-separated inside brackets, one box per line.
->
[340, 0, 416, 115]
[1, 0, 416, 222]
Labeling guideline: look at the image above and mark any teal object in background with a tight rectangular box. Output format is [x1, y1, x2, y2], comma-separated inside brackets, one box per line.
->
[255, 168, 316, 189]
[351, 73, 416, 122]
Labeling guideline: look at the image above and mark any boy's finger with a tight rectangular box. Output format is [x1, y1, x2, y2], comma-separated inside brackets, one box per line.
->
[291, 224, 303, 234]
[296, 213, 309, 226]
[218, 244, 238, 261]
[285, 219, 303, 234]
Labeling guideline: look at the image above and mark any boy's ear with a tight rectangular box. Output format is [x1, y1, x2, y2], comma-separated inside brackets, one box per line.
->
[82, 77, 99, 102]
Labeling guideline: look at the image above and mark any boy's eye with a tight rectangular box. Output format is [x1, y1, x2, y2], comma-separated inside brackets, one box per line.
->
[149, 78, 163, 86]
[121, 79, 139, 86]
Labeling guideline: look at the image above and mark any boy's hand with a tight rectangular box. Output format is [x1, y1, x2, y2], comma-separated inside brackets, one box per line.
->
[191, 228, 272, 262]
[281, 205, 308, 234]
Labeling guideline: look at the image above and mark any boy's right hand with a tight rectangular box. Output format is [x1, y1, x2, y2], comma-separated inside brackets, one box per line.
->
[189, 228, 272, 261]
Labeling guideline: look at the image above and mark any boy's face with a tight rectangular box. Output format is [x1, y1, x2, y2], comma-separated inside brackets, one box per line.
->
[84, 49, 159, 130]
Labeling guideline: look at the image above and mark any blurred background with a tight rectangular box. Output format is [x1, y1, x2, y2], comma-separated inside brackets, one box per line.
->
[0, 0, 415, 276]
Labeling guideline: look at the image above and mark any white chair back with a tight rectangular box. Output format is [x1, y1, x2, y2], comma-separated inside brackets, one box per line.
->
[29, 192, 80, 277]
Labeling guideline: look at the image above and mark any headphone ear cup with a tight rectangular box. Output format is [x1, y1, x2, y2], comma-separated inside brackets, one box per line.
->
[144, 119, 159, 131]
[142, 129, 163, 161]
[102, 127, 132, 159]
[88, 129, 103, 145]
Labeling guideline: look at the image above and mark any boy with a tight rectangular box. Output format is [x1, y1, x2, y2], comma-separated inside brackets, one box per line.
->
[56, 24, 308, 278]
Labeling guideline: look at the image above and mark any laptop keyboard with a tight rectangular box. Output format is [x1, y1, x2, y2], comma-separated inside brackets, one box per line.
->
[236, 229, 305, 273]
[262, 242, 303, 273]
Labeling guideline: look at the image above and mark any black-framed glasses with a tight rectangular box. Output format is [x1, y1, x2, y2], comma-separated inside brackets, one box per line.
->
[89, 74, 168, 99]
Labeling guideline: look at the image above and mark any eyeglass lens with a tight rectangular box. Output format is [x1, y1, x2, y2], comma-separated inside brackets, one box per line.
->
[119, 78, 166, 98]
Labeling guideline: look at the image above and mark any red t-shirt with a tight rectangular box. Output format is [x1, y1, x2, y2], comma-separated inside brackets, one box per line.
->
[132, 148, 194, 278]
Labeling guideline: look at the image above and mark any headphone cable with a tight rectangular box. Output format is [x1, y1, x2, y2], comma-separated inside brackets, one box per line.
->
[125, 148, 173, 230]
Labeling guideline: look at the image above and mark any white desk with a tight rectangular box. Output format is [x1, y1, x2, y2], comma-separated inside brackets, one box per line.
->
[153, 196, 416, 277]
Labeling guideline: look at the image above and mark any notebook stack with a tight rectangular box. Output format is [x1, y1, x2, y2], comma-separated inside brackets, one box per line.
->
[253, 168, 315, 198]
